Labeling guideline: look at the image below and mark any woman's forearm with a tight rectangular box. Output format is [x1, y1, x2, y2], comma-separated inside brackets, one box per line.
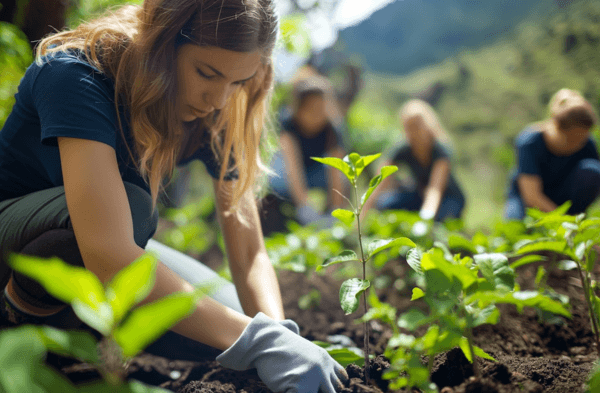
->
[229, 251, 284, 320]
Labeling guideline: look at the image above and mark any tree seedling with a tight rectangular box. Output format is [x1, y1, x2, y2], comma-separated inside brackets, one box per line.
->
[312, 152, 416, 383]
[5, 252, 207, 390]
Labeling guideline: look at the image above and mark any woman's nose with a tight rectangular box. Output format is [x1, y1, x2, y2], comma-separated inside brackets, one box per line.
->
[206, 84, 233, 111]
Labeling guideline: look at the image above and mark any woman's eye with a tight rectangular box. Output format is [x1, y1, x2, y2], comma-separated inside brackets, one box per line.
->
[234, 80, 247, 87]
[196, 68, 215, 80]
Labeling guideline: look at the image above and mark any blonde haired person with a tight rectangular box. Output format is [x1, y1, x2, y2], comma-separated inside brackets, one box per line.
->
[505, 88, 600, 219]
[0, 1, 347, 391]
[362, 99, 465, 223]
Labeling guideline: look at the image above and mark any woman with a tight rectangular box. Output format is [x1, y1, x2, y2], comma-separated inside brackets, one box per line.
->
[0, 1, 347, 391]
[269, 76, 346, 226]
[363, 99, 465, 223]
[505, 88, 600, 219]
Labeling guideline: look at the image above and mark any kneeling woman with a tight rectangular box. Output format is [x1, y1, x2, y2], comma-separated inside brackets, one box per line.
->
[363, 99, 466, 222]
[505, 88, 600, 220]
[0, 1, 346, 391]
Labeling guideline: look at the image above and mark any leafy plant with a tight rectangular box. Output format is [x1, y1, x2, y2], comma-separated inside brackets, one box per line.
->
[6, 252, 206, 388]
[312, 152, 416, 383]
[517, 202, 600, 355]
[381, 247, 571, 391]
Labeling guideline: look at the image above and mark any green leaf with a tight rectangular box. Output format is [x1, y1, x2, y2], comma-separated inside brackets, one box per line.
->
[9, 254, 107, 310]
[473, 253, 515, 291]
[406, 248, 423, 275]
[467, 291, 571, 318]
[325, 348, 365, 367]
[0, 326, 76, 393]
[421, 251, 477, 290]
[38, 326, 99, 364]
[459, 336, 473, 363]
[470, 304, 500, 327]
[106, 253, 158, 324]
[514, 239, 576, 260]
[113, 291, 201, 358]
[367, 237, 416, 259]
[339, 278, 370, 315]
[360, 165, 398, 207]
[360, 154, 382, 171]
[331, 209, 355, 226]
[558, 260, 578, 271]
[473, 345, 496, 361]
[316, 250, 359, 272]
[311, 157, 353, 181]
[411, 287, 425, 300]
[397, 309, 428, 331]
[71, 300, 114, 336]
[509, 254, 546, 269]
[448, 234, 477, 254]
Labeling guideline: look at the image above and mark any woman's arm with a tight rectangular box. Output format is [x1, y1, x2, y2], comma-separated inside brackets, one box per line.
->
[420, 158, 450, 218]
[326, 145, 346, 209]
[58, 137, 252, 350]
[214, 179, 284, 320]
[517, 174, 558, 212]
[279, 132, 309, 207]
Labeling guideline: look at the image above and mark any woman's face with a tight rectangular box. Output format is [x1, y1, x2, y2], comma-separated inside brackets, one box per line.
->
[403, 116, 433, 149]
[176, 44, 262, 122]
[295, 94, 328, 136]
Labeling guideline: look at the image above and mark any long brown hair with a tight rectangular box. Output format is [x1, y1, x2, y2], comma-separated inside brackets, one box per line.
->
[36, 0, 278, 218]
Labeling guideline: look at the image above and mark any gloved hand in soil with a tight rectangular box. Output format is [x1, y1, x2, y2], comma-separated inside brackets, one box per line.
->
[217, 312, 348, 393]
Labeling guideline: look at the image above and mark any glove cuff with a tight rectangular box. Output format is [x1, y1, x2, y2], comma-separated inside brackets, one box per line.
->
[216, 312, 276, 371]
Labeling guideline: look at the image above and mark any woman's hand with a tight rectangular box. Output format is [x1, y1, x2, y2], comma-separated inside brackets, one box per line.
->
[217, 312, 348, 393]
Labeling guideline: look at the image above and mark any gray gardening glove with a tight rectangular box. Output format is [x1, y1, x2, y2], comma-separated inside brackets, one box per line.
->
[217, 312, 348, 393]
[279, 318, 300, 334]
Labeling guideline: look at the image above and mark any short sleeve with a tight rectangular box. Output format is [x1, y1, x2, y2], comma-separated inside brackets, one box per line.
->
[32, 54, 118, 149]
[515, 131, 541, 176]
[431, 142, 451, 162]
[389, 142, 411, 163]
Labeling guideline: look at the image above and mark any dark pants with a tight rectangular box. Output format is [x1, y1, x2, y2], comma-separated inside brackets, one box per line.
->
[376, 189, 465, 222]
[505, 158, 600, 220]
[0, 183, 220, 361]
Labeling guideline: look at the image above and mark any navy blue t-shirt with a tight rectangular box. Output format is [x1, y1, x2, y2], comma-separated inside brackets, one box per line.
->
[280, 115, 340, 171]
[0, 51, 230, 202]
[389, 141, 464, 200]
[508, 128, 600, 199]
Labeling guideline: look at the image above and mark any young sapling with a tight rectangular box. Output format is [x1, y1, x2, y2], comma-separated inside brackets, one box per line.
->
[312, 152, 416, 383]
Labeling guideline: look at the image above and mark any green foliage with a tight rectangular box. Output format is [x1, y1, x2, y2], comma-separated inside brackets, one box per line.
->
[7, 252, 205, 386]
[312, 152, 414, 381]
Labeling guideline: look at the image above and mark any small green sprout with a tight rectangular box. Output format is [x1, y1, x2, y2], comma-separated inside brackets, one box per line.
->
[312, 152, 416, 383]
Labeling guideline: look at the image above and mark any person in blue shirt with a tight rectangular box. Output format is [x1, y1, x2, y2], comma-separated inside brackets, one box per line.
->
[0, 1, 347, 391]
[363, 99, 465, 224]
[505, 88, 600, 220]
[269, 76, 346, 226]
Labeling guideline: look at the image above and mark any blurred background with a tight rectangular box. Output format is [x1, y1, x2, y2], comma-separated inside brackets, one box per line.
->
[1, 0, 599, 232]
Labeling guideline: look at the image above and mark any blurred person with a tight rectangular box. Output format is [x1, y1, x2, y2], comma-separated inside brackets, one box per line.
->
[268, 76, 347, 226]
[0, 1, 348, 391]
[362, 99, 466, 224]
[504, 88, 600, 219]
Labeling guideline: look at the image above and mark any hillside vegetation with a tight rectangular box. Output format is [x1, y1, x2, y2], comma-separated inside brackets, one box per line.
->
[344, 0, 600, 230]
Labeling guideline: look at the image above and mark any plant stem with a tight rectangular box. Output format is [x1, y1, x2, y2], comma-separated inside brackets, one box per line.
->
[576, 260, 600, 355]
[354, 182, 370, 384]
[466, 328, 480, 379]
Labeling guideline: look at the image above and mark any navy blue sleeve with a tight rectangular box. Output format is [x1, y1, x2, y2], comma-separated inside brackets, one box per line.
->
[390, 142, 411, 163]
[31, 54, 118, 149]
[583, 138, 600, 160]
[431, 142, 451, 162]
[515, 131, 542, 177]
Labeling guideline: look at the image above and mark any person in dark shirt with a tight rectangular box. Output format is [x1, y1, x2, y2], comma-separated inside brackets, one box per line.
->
[505, 88, 600, 220]
[0, 2, 347, 391]
[363, 99, 465, 224]
[269, 76, 346, 225]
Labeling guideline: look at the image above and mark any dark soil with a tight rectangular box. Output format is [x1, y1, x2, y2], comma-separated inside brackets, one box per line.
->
[3, 240, 598, 392]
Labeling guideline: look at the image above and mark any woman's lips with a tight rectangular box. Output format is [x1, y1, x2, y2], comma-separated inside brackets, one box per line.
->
[190, 106, 210, 116]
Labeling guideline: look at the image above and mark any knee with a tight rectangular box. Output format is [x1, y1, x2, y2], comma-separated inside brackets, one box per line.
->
[123, 182, 158, 249]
